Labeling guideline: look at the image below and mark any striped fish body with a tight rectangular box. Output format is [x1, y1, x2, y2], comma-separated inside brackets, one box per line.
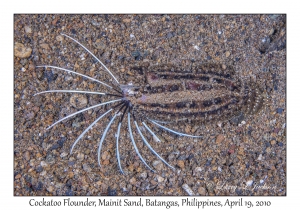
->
[129, 63, 265, 123]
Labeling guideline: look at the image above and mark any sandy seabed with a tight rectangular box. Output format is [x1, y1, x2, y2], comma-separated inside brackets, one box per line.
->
[14, 14, 286, 196]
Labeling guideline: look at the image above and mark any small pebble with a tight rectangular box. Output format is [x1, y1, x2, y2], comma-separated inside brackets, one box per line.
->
[194, 45, 200, 50]
[77, 153, 84, 161]
[185, 125, 191, 133]
[70, 94, 88, 109]
[82, 163, 92, 172]
[29, 64, 35, 71]
[40, 161, 48, 167]
[36, 166, 43, 173]
[129, 177, 136, 185]
[23, 151, 30, 161]
[152, 160, 163, 171]
[157, 175, 164, 183]
[273, 127, 280, 134]
[15, 174, 22, 179]
[68, 172, 74, 178]
[24, 25, 32, 34]
[235, 188, 243, 195]
[177, 160, 185, 169]
[47, 186, 54, 193]
[108, 187, 117, 196]
[66, 189, 74, 196]
[277, 108, 283, 114]
[131, 51, 140, 58]
[58, 138, 66, 147]
[93, 39, 106, 51]
[167, 32, 174, 39]
[198, 187, 206, 195]
[257, 154, 263, 161]
[216, 134, 225, 144]
[102, 151, 108, 160]
[152, 135, 161, 142]
[45, 155, 55, 165]
[225, 51, 230, 57]
[150, 180, 157, 186]
[205, 159, 211, 166]
[40, 43, 50, 50]
[14, 43, 32, 58]
[246, 180, 253, 186]
[102, 160, 109, 165]
[122, 18, 131, 23]
[139, 171, 148, 179]
[191, 125, 199, 133]
[56, 35, 64, 41]
[84, 149, 90, 155]
[182, 183, 195, 196]
[194, 167, 202, 173]
[206, 182, 215, 194]
[68, 161, 75, 166]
